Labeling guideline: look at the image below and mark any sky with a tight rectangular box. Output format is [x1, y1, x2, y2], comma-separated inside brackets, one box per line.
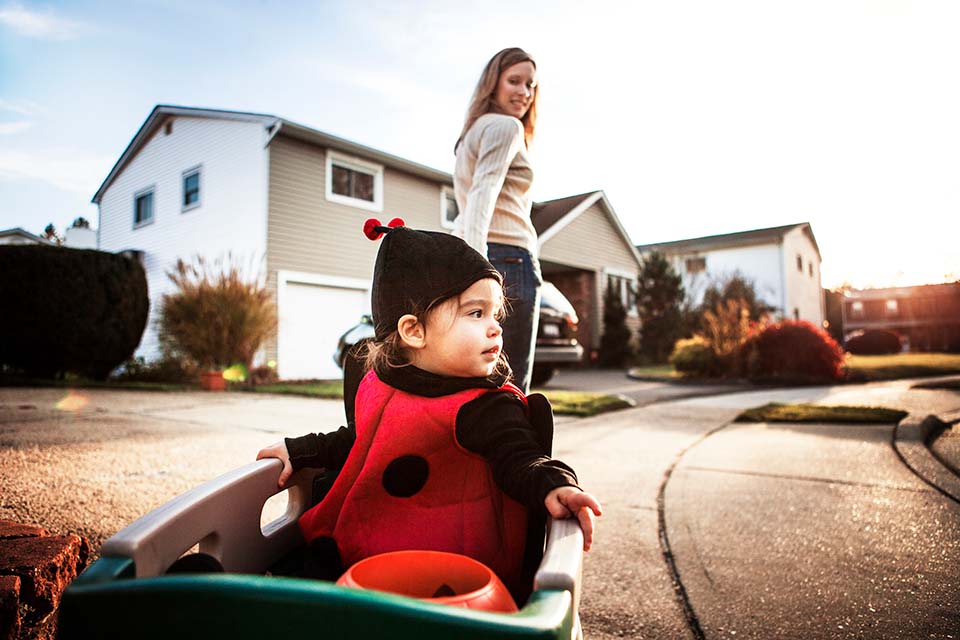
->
[1, 0, 958, 290]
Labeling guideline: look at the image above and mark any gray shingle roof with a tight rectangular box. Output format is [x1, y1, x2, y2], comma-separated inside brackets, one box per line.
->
[637, 222, 820, 260]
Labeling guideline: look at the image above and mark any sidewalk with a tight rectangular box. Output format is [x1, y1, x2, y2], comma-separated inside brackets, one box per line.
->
[658, 378, 960, 640]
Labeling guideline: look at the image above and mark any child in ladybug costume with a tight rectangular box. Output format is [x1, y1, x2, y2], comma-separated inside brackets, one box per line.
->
[257, 219, 601, 597]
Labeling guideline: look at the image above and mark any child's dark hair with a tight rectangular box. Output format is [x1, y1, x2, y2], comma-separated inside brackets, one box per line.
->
[362, 284, 513, 380]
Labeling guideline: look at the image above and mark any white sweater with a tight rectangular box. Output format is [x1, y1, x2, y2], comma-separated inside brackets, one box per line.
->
[453, 113, 537, 257]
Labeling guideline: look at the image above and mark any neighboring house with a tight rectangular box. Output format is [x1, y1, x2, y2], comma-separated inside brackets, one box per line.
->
[532, 192, 643, 358]
[94, 105, 642, 379]
[637, 222, 825, 326]
[842, 282, 960, 352]
[64, 225, 97, 249]
[0, 227, 55, 246]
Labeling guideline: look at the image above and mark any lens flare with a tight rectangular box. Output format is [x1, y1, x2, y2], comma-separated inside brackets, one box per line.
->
[222, 364, 248, 382]
[56, 390, 89, 412]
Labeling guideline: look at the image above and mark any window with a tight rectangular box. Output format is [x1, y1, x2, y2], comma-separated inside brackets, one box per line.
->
[685, 257, 706, 274]
[325, 151, 383, 212]
[850, 301, 864, 318]
[134, 189, 154, 228]
[182, 166, 201, 211]
[606, 273, 637, 315]
[885, 299, 899, 316]
[440, 186, 459, 229]
[332, 165, 373, 200]
[796, 254, 803, 271]
[808, 261, 814, 277]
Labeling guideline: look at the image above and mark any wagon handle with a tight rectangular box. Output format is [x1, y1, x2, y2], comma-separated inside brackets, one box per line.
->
[535, 518, 584, 631]
[99, 459, 317, 577]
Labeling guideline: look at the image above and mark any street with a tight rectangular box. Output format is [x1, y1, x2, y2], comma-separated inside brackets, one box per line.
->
[2, 375, 959, 639]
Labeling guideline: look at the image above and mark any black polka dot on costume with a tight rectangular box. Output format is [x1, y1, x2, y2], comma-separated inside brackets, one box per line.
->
[382, 455, 429, 497]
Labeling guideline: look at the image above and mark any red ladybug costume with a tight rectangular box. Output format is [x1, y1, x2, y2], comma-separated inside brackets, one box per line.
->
[299, 369, 529, 590]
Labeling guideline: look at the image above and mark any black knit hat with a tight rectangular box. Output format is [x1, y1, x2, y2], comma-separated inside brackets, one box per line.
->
[365, 218, 503, 340]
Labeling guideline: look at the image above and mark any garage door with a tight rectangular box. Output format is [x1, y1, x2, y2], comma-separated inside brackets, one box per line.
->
[278, 281, 368, 380]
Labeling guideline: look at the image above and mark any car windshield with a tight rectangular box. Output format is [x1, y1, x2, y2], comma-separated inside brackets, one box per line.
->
[540, 282, 577, 317]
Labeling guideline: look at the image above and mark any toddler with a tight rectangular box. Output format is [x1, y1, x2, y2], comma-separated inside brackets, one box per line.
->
[257, 219, 601, 594]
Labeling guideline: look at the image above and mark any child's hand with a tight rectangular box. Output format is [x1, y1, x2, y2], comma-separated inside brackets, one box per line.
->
[544, 486, 603, 551]
[256, 441, 293, 488]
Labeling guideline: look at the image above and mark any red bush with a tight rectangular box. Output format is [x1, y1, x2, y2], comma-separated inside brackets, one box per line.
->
[743, 320, 845, 382]
[844, 329, 902, 355]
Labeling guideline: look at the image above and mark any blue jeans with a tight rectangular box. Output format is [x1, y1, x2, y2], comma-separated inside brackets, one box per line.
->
[488, 243, 541, 393]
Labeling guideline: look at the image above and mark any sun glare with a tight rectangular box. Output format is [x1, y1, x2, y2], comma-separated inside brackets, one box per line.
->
[55, 390, 89, 412]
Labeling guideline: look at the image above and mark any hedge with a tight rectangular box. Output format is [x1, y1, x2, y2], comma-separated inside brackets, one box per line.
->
[0, 245, 149, 379]
[845, 329, 902, 355]
[743, 320, 845, 382]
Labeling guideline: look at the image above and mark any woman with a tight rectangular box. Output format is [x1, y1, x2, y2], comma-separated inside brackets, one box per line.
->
[453, 47, 541, 392]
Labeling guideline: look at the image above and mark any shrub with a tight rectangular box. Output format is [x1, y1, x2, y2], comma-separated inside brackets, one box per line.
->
[700, 298, 763, 375]
[702, 299, 755, 357]
[112, 355, 198, 384]
[845, 329, 902, 355]
[636, 251, 686, 363]
[742, 320, 845, 382]
[700, 274, 775, 324]
[669, 336, 719, 377]
[0, 245, 148, 379]
[598, 279, 633, 367]
[249, 364, 279, 386]
[158, 255, 277, 374]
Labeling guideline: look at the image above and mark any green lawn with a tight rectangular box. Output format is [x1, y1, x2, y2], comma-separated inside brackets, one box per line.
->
[629, 353, 960, 384]
[0, 374, 191, 392]
[247, 381, 630, 417]
[244, 380, 344, 399]
[536, 390, 634, 417]
[626, 365, 680, 381]
[844, 352, 960, 382]
[737, 402, 908, 424]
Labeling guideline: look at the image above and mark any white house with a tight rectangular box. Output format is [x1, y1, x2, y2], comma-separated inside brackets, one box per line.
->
[637, 223, 825, 326]
[93, 105, 642, 379]
[0, 228, 55, 246]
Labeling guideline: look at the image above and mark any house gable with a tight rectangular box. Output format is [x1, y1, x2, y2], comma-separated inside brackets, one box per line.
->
[536, 192, 643, 347]
[537, 191, 642, 270]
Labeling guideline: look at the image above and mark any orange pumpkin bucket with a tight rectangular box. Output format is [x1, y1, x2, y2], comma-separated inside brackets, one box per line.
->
[336, 550, 518, 613]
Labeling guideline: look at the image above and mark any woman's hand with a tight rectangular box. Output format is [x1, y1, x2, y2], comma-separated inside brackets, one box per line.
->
[256, 441, 294, 488]
[544, 486, 603, 551]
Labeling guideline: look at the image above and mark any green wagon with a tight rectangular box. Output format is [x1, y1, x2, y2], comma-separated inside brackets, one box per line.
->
[57, 457, 585, 639]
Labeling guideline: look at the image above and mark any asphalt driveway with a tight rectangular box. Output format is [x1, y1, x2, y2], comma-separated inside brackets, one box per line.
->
[2, 373, 959, 639]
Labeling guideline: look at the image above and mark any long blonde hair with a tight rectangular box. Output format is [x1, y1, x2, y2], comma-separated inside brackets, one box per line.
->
[455, 47, 538, 152]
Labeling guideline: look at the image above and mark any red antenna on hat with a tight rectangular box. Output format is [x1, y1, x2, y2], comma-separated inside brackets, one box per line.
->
[363, 217, 406, 241]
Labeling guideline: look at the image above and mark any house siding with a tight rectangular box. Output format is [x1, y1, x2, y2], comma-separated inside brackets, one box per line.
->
[540, 202, 641, 347]
[264, 133, 448, 364]
[781, 227, 824, 325]
[667, 243, 785, 313]
[97, 116, 270, 360]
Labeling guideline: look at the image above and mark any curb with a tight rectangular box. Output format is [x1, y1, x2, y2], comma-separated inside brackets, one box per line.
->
[893, 414, 960, 504]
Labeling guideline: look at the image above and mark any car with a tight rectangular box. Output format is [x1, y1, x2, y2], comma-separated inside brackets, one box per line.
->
[334, 281, 583, 387]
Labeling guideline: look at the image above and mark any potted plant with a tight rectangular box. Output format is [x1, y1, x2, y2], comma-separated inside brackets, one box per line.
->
[158, 255, 277, 391]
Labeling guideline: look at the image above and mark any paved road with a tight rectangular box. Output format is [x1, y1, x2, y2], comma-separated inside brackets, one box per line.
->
[2, 375, 959, 639]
